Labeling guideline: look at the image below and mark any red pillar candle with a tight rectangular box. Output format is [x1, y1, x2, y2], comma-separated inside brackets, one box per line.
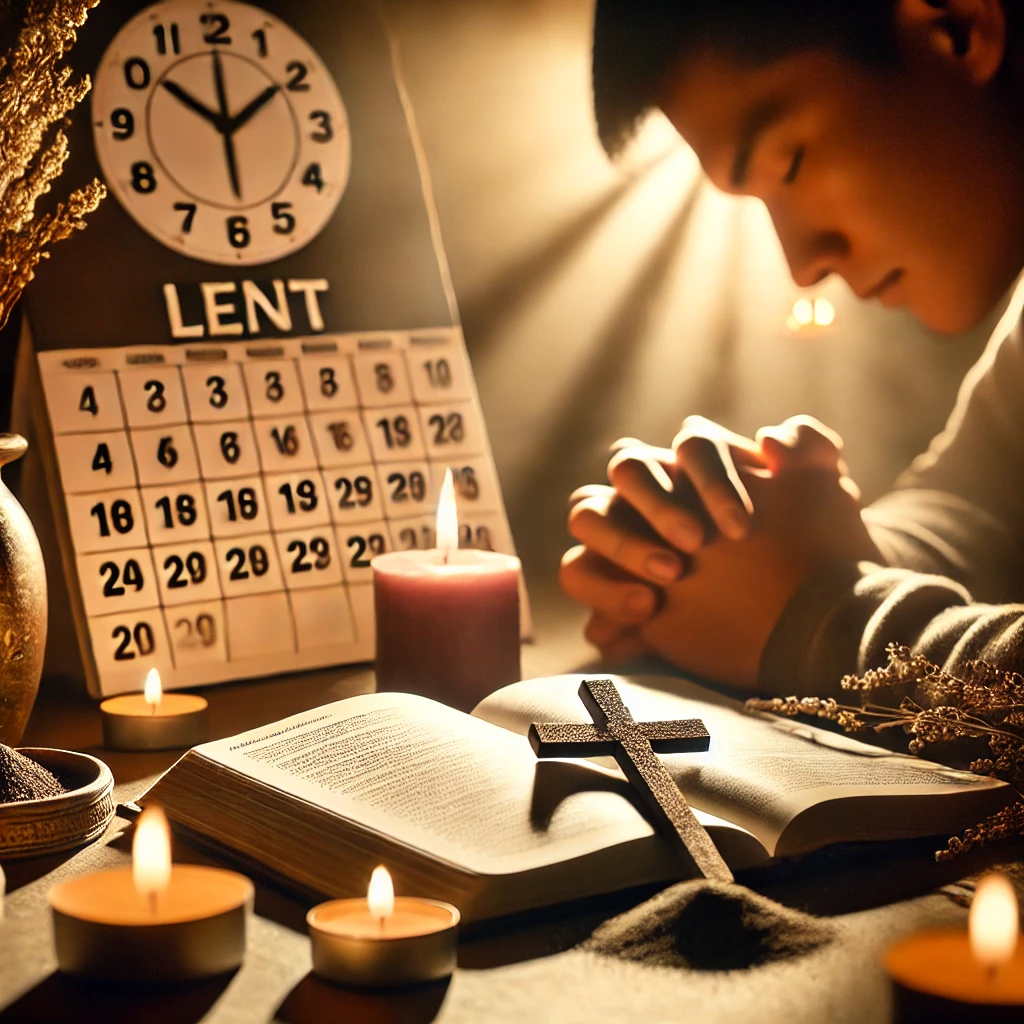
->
[372, 469, 521, 711]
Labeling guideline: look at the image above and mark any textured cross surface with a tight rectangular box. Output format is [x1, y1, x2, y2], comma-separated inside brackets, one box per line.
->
[528, 678, 734, 883]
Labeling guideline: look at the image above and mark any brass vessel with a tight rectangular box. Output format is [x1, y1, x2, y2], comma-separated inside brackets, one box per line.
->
[0, 434, 46, 746]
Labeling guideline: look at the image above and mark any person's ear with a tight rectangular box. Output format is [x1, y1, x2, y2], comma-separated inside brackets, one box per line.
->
[894, 0, 1006, 84]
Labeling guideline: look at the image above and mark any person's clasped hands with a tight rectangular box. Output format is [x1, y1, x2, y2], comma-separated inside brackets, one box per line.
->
[560, 415, 883, 689]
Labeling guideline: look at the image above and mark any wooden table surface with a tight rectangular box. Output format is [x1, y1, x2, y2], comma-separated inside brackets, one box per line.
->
[0, 608, 1011, 1023]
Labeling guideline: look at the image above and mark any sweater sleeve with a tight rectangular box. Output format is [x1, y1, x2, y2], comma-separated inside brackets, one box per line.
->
[760, 295, 1024, 697]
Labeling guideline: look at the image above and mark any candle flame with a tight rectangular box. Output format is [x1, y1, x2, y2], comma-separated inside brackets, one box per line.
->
[144, 667, 163, 709]
[133, 806, 172, 903]
[368, 864, 394, 922]
[436, 468, 458, 559]
[970, 872, 1019, 968]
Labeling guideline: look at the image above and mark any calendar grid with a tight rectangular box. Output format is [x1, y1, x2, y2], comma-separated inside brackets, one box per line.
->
[38, 329, 520, 698]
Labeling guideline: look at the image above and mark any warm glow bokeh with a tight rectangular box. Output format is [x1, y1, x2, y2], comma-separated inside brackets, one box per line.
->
[969, 872, 1019, 968]
[368, 864, 395, 921]
[435, 468, 459, 556]
[144, 667, 162, 708]
[132, 806, 172, 899]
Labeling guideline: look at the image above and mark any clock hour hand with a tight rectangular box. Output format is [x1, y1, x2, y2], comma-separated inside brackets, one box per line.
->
[160, 79, 224, 130]
[229, 84, 281, 134]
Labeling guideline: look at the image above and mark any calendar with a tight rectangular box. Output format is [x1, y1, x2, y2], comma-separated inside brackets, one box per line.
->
[15, 0, 526, 698]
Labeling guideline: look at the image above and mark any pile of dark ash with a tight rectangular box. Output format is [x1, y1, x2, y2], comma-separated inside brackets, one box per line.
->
[586, 880, 836, 971]
[0, 744, 65, 803]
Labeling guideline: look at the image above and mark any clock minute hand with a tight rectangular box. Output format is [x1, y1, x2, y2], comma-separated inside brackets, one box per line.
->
[228, 84, 281, 134]
[209, 48, 242, 200]
[160, 79, 225, 130]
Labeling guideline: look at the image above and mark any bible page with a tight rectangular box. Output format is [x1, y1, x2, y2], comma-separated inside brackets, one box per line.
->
[185, 692, 665, 876]
[475, 674, 1011, 854]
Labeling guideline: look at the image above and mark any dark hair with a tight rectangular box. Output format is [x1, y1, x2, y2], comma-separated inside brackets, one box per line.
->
[592, 1, 902, 155]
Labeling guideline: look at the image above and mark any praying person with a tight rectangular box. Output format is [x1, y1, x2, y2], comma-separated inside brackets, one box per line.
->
[561, 0, 1024, 695]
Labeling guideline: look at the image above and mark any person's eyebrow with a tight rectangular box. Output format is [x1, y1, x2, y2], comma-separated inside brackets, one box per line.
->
[730, 102, 785, 188]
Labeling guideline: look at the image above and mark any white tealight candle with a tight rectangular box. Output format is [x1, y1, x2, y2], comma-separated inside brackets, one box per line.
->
[307, 865, 460, 987]
[99, 668, 210, 751]
[48, 806, 253, 983]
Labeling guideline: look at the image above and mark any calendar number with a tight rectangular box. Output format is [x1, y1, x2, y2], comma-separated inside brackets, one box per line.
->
[220, 431, 241, 464]
[157, 435, 179, 468]
[374, 364, 394, 394]
[155, 493, 197, 528]
[217, 487, 259, 522]
[79, 386, 99, 417]
[326, 422, 354, 452]
[164, 551, 207, 589]
[226, 544, 270, 580]
[423, 359, 452, 389]
[347, 532, 385, 569]
[112, 621, 155, 660]
[461, 523, 494, 551]
[145, 379, 167, 413]
[319, 367, 338, 398]
[207, 375, 228, 409]
[175, 613, 217, 648]
[453, 466, 480, 500]
[278, 479, 318, 514]
[335, 475, 373, 508]
[92, 443, 113, 475]
[429, 413, 464, 446]
[90, 499, 134, 537]
[288, 537, 331, 572]
[271, 425, 299, 455]
[376, 416, 411, 450]
[265, 370, 284, 402]
[387, 470, 426, 503]
[397, 523, 434, 550]
[101, 558, 144, 597]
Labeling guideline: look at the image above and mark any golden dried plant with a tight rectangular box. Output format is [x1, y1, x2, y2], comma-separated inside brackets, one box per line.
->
[746, 643, 1024, 861]
[0, 0, 105, 328]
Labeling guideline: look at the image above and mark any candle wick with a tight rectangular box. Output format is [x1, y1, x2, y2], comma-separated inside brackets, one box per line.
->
[988, 964, 999, 984]
[379, 915, 385, 935]
[148, 890, 157, 915]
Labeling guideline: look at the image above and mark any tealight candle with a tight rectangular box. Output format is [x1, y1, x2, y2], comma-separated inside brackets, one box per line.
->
[49, 806, 253, 984]
[307, 865, 460, 988]
[884, 872, 1024, 1021]
[373, 469, 521, 711]
[99, 668, 210, 750]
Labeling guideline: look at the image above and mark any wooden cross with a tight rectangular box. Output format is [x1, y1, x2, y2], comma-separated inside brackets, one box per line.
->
[528, 678, 734, 883]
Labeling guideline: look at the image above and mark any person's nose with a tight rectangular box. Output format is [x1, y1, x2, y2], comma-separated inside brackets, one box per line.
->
[773, 215, 850, 288]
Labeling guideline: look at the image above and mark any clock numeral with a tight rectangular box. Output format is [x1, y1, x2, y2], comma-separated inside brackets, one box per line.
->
[252, 27, 268, 57]
[271, 201, 295, 235]
[174, 202, 197, 234]
[301, 163, 325, 193]
[309, 110, 333, 143]
[285, 61, 310, 92]
[226, 215, 250, 249]
[123, 57, 150, 90]
[110, 108, 134, 141]
[200, 12, 232, 45]
[131, 162, 157, 194]
[153, 23, 181, 55]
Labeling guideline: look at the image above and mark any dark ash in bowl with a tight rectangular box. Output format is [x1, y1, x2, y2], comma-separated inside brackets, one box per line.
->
[0, 744, 67, 803]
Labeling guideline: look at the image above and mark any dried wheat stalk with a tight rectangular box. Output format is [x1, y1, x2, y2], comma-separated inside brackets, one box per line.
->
[746, 643, 1024, 861]
[0, 0, 104, 328]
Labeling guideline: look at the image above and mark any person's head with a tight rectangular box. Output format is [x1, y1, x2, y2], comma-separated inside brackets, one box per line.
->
[594, 0, 1024, 333]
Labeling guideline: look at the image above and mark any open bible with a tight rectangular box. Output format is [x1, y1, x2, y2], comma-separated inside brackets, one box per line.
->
[140, 675, 1015, 923]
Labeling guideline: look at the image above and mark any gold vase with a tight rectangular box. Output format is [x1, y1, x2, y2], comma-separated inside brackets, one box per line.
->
[0, 434, 46, 746]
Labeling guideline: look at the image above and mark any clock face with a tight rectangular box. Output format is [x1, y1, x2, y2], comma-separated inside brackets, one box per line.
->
[92, 0, 351, 266]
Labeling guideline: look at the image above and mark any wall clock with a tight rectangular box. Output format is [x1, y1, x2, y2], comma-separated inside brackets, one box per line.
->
[92, 0, 351, 266]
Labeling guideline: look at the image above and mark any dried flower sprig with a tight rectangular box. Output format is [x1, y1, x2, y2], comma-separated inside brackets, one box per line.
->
[746, 643, 1024, 860]
[0, 0, 105, 328]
